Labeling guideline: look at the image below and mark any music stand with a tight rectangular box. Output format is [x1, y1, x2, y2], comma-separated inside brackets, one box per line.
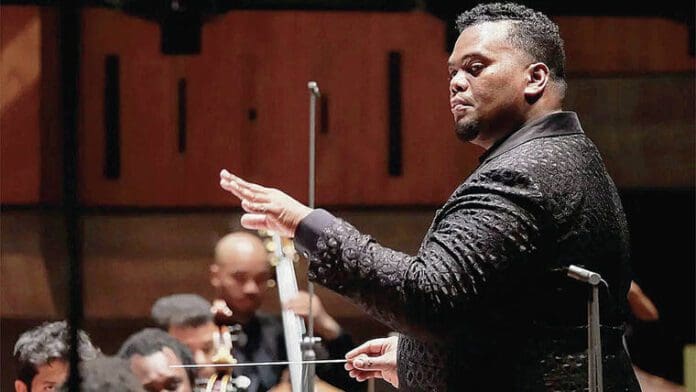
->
[566, 265, 608, 392]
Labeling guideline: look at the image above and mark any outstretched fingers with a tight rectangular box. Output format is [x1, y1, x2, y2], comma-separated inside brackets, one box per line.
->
[235, 177, 271, 201]
[239, 214, 270, 230]
[240, 199, 273, 214]
[219, 173, 247, 201]
[220, 170, 271, 204]
[220, 168, 310, 238]
[240, 213, 290, 236]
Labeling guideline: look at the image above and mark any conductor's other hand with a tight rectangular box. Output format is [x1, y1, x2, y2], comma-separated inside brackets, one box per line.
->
[345, 336, 399, 388]
[219, 169, 313, 237]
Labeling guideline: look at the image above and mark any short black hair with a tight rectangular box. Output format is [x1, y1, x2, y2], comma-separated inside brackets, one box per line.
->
[118, 328, 196, 386]
[151, 293, 213, 328]
[13, 321, 99, 386]
[456, 3, 566, 87]
[60, 356, 144, 392]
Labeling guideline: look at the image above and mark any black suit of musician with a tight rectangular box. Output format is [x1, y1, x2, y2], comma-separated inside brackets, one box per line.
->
[220, 3, 642, 391]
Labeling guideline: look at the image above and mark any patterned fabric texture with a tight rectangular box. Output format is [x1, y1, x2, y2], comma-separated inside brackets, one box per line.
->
[304, 112, 641, 391]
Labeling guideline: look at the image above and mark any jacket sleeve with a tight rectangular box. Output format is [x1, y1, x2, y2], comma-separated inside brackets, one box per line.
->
[295, 168, 549, 342]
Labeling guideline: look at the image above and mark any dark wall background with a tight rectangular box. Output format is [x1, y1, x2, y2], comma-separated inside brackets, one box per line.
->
[621, 189, 695, 383]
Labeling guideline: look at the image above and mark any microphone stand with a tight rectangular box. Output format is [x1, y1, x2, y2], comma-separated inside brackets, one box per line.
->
[301, 81, 322, 392]
[566, 265, 608, 392]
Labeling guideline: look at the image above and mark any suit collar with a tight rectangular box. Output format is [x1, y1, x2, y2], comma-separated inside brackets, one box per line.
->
[478, 111, 584, 165]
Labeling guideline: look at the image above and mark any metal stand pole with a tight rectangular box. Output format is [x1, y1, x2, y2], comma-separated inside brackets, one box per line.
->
[588, 283, 603, 392]
[566, 265, 605, 392]
[301, 337, 319, 392]
[303, 81, 321, 392]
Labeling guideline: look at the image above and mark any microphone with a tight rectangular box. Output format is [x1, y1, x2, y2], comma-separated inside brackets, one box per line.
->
[308, 81, 320, 97]
[566, 264, 603, 286]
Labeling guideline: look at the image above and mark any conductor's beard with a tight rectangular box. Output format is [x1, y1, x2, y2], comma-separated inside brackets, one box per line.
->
[454, 118, 480, 143]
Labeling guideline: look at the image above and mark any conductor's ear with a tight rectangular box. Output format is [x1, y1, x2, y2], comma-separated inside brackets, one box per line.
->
[524, 62, 550, 102]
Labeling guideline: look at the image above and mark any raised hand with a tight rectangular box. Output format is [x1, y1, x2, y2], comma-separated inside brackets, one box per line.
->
[345, 336, 399, 388]
[219, 169, 313, 237]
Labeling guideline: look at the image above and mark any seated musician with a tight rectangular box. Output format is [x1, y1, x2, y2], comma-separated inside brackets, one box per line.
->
[210, 231, 364, 391]
[151, 294, 220, 380]
[118, 328, 196, 392]
[59, 356, 145, 392]
[13, 321, 99, 392]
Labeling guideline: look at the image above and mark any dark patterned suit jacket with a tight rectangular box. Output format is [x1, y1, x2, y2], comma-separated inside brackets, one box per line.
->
[295, 112, 642, 391]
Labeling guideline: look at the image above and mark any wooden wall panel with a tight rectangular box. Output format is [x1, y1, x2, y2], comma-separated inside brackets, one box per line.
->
[78, 10, 478, 207]
[392, 13, 481, 204]
[308, 12, 479, 205]
[82, 257, 217, 318]
[0, 6, 62, 205]
[1, 255, 58, 317]
[213, 12, 313, 203]
[0, 211, 63, 318]
[310, 13, 392, 205]
[556, 17, 695, 75]
[565, 75, 694, 188]
[80, 10, 180, 206]
[76, 210, 433, 319]
[0, 7, 42, 204]
[79, 9, 246, 206]
[78, 11, 695, 207]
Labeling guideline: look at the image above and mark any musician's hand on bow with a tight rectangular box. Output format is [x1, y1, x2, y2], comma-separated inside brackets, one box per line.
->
[219, 169, 313, 237]
[285, 291, 342, 340]
[345, 336, 399, 388]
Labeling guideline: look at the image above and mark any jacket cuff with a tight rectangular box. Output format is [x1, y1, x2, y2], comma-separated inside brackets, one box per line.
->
[294, 209, 336, 258]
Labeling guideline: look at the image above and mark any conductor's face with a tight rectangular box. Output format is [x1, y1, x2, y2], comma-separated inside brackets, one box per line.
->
[448, 21, 530, 147]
